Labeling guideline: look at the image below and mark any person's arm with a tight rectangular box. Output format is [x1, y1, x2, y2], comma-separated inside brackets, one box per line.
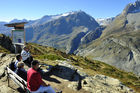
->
[41, 80, 50, 86]
[35, 72, 50, 87]
[22, 69, 27, 81]
[21, 51, 30, 58]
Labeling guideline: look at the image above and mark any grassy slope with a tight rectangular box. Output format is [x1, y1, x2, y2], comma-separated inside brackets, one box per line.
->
[26, 43, 140, 92]
[0, 43, 139, 92]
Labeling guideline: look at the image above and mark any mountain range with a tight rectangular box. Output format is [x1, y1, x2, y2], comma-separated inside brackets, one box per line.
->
[1, 1, 140, 76]
[0, 11, 101, 53]
[76, 0, 140, 76]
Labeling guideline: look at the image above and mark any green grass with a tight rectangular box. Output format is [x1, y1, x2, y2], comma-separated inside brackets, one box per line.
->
[36, 54, 65, 60]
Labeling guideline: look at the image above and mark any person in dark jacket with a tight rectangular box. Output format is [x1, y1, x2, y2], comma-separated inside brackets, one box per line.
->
[15, 62, 27, 81]
[14, 55, 22, 69]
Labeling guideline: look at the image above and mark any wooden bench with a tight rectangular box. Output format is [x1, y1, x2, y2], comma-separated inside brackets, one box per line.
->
[6, 67, 31, 93]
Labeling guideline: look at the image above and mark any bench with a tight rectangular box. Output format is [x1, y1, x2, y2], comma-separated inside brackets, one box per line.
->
[6, 66, 62, 93]
[6, 66, 31, 93]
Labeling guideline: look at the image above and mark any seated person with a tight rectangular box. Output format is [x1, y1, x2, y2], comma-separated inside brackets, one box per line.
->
[15, 62, 27, 81]
[21, 46, 33, 65]
[14, 55, 22, 69]
[27, 60, 56, 93]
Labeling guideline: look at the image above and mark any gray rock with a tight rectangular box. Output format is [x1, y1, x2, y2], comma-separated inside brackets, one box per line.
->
[68, 74, 134, 93]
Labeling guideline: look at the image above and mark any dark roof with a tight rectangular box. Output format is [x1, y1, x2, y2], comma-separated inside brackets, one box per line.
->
[4, 22, 28, 27]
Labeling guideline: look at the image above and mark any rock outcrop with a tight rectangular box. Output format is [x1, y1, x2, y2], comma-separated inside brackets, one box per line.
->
[51, 60, 134, 93]
[0, 34, 15, 53]
[68, 75, 134, 93]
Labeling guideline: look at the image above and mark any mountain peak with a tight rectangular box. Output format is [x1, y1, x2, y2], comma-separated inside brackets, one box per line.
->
[57, 10, 86, 17]
[9, 19, 28, 23]
[59, 11, 76, 17]
[29, 10, 88, 26]
[123, 0, 140, 15]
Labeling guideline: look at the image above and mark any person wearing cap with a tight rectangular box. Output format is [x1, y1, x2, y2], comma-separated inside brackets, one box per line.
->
[15, 62, 27, 81]
[21, 46, 33, 65]
[27, 60, 56, 93]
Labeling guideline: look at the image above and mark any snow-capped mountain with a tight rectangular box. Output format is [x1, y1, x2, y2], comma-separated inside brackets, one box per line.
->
[28, 11, 84, 26]
[96, 17, 115, 26]
[0, 11, 100, 53]
[0, 11, 79, 34]
[25, 10, 99, 54]
[9, 19, 28, 23]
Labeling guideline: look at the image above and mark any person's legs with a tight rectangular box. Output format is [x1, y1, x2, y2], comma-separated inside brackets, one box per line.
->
[31, 85, 56, 93]
[23, 59, 28, 63]
[23, 57, 33, 66]
[29, 56, 33, 61]
[44, 86, 56, 93]
[28, 56, 33, 65]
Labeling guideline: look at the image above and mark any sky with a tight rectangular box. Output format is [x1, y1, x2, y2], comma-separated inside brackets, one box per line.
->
[0, 0, 136, 22]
